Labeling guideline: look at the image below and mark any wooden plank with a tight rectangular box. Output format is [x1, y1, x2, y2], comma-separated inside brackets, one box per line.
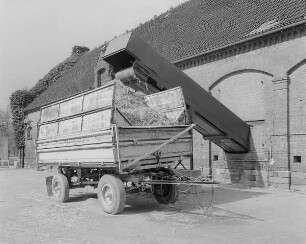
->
[37, 129, 112, 143]
[59, 117, 82, 136]
[144, 86, 186, 121]
[82, 109, 112, 132]
[41, 104, 59, 122]
[37, 147, 114, 164]
[37, 142, 113, 152]
[118, 126, 192, 141]
[123, 156, 190, 171]
[119, 137, 191, 147]
[119, 142, 192, 160]
[39, 122, 58, 139]
[145, 87, 185, 110]
[83, 86, 113, 111]
[37, 134, 113, 150]
[59, 96, 83, 117]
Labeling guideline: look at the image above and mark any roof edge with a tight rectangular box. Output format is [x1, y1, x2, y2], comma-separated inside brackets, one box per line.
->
[173, 19, 306, 64]
[24, 106, 40, 114]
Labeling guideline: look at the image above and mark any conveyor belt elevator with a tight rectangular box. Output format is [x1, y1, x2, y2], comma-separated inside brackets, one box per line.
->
[103, 33, 250, 153]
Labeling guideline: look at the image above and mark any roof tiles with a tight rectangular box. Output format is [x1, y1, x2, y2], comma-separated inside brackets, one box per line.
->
[133, 0, 306, 61]
[25, 0, 306, 111]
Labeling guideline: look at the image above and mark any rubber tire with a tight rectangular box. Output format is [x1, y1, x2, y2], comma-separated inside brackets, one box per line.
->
[97, 175, 126, 215]
[153, 184, 179, 204]
[52, 174, 69, 202]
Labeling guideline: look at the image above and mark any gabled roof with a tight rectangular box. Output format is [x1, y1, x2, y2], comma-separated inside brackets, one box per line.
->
[24, 47, 101, 112]
[25, 0, 305, 112]
[133, 0, 306, 62]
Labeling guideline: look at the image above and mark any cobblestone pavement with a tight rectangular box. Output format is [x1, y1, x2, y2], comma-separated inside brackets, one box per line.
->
[0, 169, 305, 244]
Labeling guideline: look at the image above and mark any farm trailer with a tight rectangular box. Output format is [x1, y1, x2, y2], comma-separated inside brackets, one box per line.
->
[42, 33, 250, 214]
[40, 82, 207, 214]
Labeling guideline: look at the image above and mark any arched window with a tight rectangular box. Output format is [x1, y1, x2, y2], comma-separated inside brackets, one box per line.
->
[210, 70, 272, 121]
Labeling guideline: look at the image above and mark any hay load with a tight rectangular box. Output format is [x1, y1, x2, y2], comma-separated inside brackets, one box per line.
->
[115, 81, 187, 126]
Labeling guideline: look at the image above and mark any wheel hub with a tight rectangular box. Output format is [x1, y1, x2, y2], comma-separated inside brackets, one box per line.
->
[102, 184, 113, 206]
[53, 180, 61, 198]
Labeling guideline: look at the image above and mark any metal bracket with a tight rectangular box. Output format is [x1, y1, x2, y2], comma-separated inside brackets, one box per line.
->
[174, 159, 186, 170]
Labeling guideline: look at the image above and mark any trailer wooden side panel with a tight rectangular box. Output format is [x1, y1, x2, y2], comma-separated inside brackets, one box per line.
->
[117, 126, 192, 170]
[37, 130, 114, 164]
[36, 82, 116, 166]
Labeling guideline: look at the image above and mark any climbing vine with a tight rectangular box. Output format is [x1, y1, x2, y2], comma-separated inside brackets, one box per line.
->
[10, 89, 33, 148]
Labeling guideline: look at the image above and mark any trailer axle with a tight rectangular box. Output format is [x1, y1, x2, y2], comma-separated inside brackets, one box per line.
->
[141, 179, 219, 186]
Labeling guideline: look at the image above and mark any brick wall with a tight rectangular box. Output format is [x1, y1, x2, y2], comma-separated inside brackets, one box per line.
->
[184, 35, 306, 188]
[192, 130, 209, 170]
[289, 62, 306, 189]
[211, 72, 267, 121]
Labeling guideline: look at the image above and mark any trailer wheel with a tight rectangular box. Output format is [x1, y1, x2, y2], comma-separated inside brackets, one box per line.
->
[153, 184, 179, 204]
[97, 175, 126, 215]
[52, 174, 69, 202]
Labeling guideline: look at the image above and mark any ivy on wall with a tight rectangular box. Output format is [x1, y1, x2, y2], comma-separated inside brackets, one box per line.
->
[9, 46, 89, 148]
[10, 90, 33, 148]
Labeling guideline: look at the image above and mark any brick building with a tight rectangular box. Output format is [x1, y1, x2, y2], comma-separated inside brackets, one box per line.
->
[24, 0, 306, 189]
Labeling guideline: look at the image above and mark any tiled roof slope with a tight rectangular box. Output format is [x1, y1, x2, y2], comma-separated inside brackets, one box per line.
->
[132, 0, 306, 62]
[25, 0, 305, 111]
[24, 47, 101, 112]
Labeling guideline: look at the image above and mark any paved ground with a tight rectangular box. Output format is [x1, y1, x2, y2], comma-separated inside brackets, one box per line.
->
[0, 169, 305, 244]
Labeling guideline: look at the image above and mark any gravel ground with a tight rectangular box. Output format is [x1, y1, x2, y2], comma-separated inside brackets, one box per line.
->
[0, 168, 306, 244]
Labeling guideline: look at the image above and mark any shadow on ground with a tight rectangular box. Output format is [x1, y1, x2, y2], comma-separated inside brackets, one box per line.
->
[67, 192, 97, 203]
[61, 186, 268, 221]
[121, 187, 267, 220]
